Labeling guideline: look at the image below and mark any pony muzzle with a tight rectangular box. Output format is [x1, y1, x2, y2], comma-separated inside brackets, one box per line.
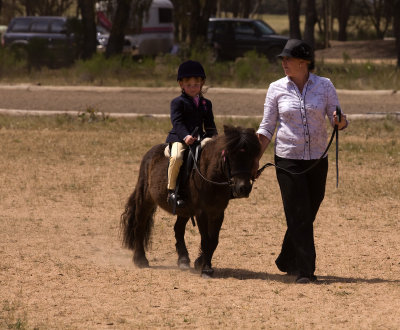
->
[230, 177, 253, 198]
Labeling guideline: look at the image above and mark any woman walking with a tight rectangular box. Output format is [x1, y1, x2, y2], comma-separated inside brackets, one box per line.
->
[254, 39, 348, 283]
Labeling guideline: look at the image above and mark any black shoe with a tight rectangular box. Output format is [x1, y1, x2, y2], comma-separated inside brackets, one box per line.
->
[275, 257, 298, 273]
[296, 274, 317, 284]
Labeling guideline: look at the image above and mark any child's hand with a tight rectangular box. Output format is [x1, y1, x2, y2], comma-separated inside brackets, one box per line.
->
[184, 135, 197, 145]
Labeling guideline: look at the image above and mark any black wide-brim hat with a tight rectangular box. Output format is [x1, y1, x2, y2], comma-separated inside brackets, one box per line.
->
[278, 39, 314, 61]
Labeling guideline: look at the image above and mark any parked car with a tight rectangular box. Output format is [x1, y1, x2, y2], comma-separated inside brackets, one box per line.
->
[207, 18, 289, 61]
[3, 16, 77, 66]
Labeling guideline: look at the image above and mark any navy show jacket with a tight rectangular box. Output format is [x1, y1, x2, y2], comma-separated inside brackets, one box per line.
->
[166, 92, 218, 143]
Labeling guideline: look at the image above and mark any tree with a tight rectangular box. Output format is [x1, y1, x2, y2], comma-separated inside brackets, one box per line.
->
[78, 0, 97, 60]
[106, 0, 131, 57]
[335, 0, 354, 41]
[105, 0, 151, 57]
[322, 0, 332, 48]
[187, 0, 216, 47]
[214, 0, 259, 18]
[170, 0, 216, 48]
[392, 0, 400, 66]
[362, 0, 392, 39]
[19, 0, 73, 16]
[170, 0, 190, 43]
[287, 0, 302, 39]
[304, 0, 317, 47]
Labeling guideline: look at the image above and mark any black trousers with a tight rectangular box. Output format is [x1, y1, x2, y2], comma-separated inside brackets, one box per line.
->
[274, 155, 328, 277]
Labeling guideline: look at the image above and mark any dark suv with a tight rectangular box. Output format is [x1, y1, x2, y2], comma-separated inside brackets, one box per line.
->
[3, 16, 77, 66]
[208, 18, 288, 61]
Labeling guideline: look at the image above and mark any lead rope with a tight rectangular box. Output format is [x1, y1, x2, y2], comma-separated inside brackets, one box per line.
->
[335, 106, 342, 188]
[256, 122, 338, 178]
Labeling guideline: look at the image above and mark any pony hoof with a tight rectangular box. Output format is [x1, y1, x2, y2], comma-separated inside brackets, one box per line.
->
[178, 262, 190, 270]
[201, 272, 213, 279]
[201, 265, 214, 278]
[178, 257, 190, 270]
[194, 257, 203, 271]
[134, 257, 149, 268]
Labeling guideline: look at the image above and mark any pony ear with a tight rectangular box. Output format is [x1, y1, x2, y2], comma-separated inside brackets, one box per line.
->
[223, 125, 235, 134]
[244, 127, 256, 135]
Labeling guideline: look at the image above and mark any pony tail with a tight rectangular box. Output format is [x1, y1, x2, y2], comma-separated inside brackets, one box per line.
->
[120, 190, 138, 250]
[120, 173, 156, 252]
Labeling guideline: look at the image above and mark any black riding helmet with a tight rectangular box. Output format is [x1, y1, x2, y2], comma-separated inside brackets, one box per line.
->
[177, 60, 206, 81]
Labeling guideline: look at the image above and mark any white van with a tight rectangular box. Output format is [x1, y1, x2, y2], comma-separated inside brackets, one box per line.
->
[96, 0, 174, 56]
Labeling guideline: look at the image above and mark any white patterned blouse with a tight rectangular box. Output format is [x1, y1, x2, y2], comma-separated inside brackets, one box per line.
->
[257, 73, 343, 160]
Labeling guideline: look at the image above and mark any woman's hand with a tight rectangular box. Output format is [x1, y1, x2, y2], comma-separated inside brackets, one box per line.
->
[252, 158, 260, 180]
[333, 111, 348, 130]
[184, 135, 197, 145]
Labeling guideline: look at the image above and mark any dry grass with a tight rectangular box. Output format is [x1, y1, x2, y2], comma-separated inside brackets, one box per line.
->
[0, 115, 399, 329]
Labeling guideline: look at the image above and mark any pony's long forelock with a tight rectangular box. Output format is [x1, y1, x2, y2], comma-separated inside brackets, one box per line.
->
[223, 126, 260, 157]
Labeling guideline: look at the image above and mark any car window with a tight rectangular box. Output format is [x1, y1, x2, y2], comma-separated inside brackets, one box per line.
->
[234, 22, 256, 36]
[214, 22, 230, 36]
[50, 20, 65, 33]
[253, 20, 275, 35]
[208, 21, 214, 33]
[10, 20, 31, 32]
[31, 21, 49, 33]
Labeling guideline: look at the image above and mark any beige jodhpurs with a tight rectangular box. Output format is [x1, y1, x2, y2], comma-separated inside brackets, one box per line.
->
[167, 142, 187, 190]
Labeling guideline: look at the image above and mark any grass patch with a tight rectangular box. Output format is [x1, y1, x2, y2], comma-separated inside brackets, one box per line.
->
[316, 62, 400, 89]
[0, 46, 399, 90]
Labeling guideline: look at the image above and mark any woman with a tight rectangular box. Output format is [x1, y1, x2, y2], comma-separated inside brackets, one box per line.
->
[255, 39, 348, 284]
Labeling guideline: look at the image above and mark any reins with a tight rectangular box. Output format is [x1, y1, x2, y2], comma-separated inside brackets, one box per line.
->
[188, 146, 232, 186]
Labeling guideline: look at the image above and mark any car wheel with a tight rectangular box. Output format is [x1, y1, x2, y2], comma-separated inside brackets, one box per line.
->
[10, 44, 28, 61]
[209, 43, 221, 63]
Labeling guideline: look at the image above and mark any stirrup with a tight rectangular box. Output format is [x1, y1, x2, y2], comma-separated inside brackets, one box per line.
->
[167, 192, 185, 209]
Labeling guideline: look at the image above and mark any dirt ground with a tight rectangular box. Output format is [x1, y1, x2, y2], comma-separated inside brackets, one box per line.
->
[315, 39, 397, 61]
[1, 39, 399, 328]
[0, 114, 399, 328]
[0, 85, 399, 117]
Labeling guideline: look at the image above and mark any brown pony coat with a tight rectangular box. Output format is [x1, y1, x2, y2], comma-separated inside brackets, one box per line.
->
[120, 125, 261, 277]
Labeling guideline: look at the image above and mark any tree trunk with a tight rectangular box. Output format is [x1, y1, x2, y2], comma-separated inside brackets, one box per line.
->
[393, 0, 400, 66]
[242, 0, 252, 18]
[106, 0, 131, 57]
[287, 0, 302, 39]
[336, 0, 353, 41]
[231, 0, 240, 17]
[24, 0, 35, 15]
[304, 0, 317, 47]
[187, 0, 216, 48]
[322, 0, 331, 48]
[78, 0, 97, 60]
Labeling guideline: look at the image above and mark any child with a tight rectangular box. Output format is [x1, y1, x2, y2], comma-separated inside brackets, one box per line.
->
[166, 60, 218, 207]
